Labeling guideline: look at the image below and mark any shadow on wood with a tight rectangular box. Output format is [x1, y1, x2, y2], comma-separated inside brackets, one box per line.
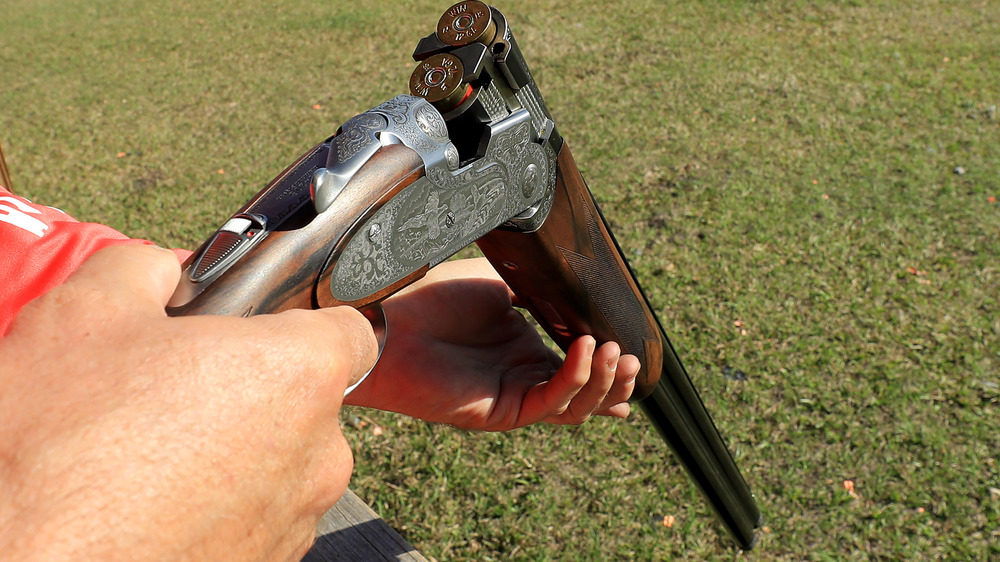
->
[303, 489, 427, 562]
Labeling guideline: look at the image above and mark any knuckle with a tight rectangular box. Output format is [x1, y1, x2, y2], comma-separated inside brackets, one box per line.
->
[289, 530, 320, 562]
[306, 436, 354, 512]
[265, 307, 378, 375]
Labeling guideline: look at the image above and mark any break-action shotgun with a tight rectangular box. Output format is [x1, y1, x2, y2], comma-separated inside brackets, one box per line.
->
[167, 1, 761, 549]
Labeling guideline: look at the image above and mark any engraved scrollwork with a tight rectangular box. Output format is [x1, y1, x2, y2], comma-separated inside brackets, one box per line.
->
[444, 145, 460, 170]
[372, 97, 412, 125]
[493, 124, 526, 161]
[331, 207, 399, 302]
[480, 120, 549, 201]
[517, 142, 548, 200]
[414, 103, 449, 143]
[327, 103, 554, 303]
[376, 96, 447, 153]
[390, 174, 505, 268]
[333, 113, 385, 162]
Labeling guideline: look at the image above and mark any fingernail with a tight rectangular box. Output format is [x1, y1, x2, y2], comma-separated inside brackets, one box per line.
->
[607, 355, 619, 371]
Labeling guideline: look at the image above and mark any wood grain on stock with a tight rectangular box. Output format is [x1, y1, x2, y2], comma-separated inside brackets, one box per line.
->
[168, 144, 425, 317]
[476, 142, 665, 398]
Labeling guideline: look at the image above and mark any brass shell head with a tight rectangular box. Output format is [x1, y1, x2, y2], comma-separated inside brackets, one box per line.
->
[409, 52, 469, 111]
[436, 1, 496, 46]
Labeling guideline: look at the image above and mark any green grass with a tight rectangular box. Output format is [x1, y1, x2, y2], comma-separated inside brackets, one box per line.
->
[3, 0, 998, 559]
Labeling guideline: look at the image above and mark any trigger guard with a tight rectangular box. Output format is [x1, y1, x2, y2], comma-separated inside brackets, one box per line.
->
[344, 303, 388, 396]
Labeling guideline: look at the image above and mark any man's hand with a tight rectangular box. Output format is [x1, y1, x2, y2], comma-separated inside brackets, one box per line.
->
[0, 245, 377, 561]
[345, 258, 641, 430]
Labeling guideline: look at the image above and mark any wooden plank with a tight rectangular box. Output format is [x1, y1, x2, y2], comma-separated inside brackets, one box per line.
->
[303, 489, 427, 562]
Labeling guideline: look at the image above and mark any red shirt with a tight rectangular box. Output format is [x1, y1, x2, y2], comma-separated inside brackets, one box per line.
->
[0, 185, 187, 336]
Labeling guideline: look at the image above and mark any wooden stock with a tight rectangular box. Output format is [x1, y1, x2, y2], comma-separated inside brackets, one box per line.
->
[478, 141, 761, 549]
[476, 142, 664, 397]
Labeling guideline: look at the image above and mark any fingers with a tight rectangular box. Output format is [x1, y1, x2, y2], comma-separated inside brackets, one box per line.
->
[595, 353, 640, 418]
[543, 340, 641, 425]
[11, 244, 182, 337]
[515, 336, 594, 427]
[263, 306, 379, 396]
[313, 306, 380, 390]
[555, 340, 620, 423]
[67, 246, 378, 402]
[63, 243, 182, 312]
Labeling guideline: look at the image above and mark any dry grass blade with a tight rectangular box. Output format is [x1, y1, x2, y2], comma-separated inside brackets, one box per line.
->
[0, 140, 12, 191]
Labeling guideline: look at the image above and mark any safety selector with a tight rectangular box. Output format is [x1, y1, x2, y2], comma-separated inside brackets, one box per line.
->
[188, 213, 268, 283]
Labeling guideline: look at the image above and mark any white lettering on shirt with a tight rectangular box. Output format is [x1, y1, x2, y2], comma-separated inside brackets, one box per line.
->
[0, 196, 50, 238]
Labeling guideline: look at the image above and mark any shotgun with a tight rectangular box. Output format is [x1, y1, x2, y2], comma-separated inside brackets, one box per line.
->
[167, 1, 761, 549]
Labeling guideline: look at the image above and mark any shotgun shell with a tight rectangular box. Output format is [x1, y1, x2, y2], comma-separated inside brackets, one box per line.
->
[409, 53, 470, 111]
[436, 0, 496, 46]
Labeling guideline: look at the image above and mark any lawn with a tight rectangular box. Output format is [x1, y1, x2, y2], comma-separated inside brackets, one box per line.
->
[2, 0, 997, 559]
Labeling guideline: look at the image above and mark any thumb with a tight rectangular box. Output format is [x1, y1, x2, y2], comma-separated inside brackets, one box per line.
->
[268, 306, 380, 396]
